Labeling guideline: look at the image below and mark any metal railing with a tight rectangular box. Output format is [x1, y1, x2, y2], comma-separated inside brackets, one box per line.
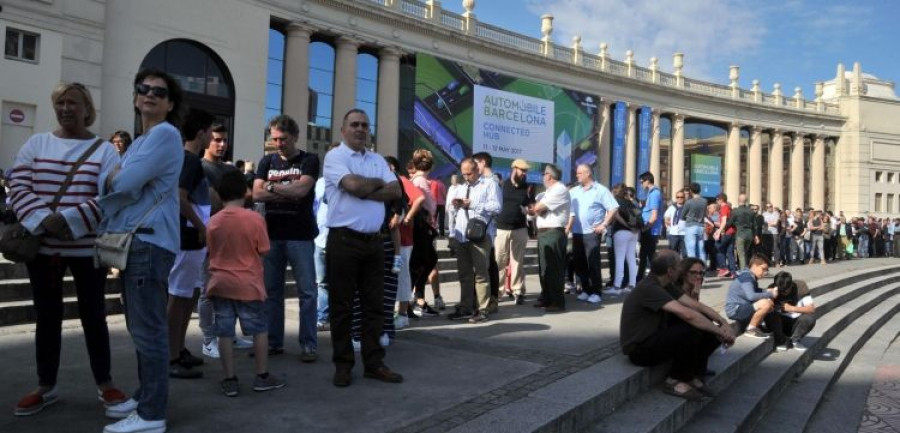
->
[365, 0, 836, 116]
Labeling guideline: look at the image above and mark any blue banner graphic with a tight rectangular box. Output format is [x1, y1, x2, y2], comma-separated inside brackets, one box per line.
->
[611, 101, 626, 186]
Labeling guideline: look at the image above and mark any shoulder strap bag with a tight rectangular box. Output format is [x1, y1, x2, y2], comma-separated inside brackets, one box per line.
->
[0, 138, 104, 262]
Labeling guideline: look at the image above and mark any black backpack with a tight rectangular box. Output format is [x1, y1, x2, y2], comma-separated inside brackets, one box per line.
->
[620, 200, 644, 230]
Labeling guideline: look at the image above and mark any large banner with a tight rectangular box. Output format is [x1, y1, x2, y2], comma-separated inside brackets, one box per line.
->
[691, 154, 722, 198]
[610, 102, 626, 186]
[637, 106, 652, 180]
[414, 53, 600, 184]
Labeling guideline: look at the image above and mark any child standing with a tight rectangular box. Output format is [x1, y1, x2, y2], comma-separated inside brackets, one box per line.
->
[207, 170, 284, 396]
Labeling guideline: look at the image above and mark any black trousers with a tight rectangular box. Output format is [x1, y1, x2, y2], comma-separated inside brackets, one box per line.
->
[489, 247, 499, 300]
[27, 254, 111, 387]
[637, 232, 659, 283]
[435, 205, 446, 237]
[572, 233, 603, 294]
[410, 225, 437, 300]
[628, 315, 720, 382]
[327, 228, 385, 371]
[774, 314, 816, 343]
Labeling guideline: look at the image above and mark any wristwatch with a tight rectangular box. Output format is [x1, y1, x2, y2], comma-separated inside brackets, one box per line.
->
[266, 182, 276, 193]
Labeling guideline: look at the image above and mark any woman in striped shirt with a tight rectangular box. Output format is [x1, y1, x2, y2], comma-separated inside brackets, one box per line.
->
[10, 82, 124, 416]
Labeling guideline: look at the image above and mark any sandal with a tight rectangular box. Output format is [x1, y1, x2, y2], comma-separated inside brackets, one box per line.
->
[662, 382, 705, 402]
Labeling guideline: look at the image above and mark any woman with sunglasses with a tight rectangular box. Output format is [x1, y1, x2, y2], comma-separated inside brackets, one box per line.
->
[97, 69, 184, 433]
[10, 82, 123, 417]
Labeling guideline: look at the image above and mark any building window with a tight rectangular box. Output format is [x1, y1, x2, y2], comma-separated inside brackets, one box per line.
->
[875, 193, 883, 212]
[4, 28, 40, 63]
[888, 194, 894, 214]
[876, 171, 883, 183]
[889, 172, 895, 184]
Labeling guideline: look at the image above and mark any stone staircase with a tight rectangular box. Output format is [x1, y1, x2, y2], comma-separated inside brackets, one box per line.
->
[445, 264, 900, 433]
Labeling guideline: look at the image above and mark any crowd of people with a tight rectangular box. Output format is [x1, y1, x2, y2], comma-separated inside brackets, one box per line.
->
[6, 71, 891, 431]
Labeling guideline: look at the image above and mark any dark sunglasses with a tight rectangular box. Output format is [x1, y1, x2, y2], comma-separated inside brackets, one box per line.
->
[135, 83, 169, 98]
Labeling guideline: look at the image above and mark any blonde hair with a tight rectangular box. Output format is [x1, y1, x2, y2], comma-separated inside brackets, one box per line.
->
[412, 148, 434, 171]
[51, 82, 97, 127]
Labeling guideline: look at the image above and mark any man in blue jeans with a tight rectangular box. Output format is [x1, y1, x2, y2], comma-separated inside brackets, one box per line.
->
[637, 172, 664, 282]
[253, 115, 320, 362]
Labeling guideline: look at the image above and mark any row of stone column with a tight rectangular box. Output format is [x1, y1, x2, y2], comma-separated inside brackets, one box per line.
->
[595, 103, 832, 211]
[281, 23, 403, 158]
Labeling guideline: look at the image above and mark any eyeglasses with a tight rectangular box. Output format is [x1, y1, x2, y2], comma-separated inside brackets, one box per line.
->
[348, 121, 369, 129]
[134, 83, 169, 98]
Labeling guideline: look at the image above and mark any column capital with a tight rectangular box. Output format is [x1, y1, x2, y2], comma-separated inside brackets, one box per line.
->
[336, 36, 362, 48]
[379, 46, 404, 60]
[286, 22, 316, 37]
[750, 125, 763, 134]
[626, 102, 639, 112]
[671, 113, 685, 124]
[729, 120, 742, 129]
[651, 108, 661, 118]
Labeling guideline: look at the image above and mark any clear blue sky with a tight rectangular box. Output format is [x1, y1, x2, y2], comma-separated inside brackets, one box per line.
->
[441, 0, 898, 98]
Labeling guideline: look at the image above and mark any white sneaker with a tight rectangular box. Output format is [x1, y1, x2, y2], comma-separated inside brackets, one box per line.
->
[202, 340, 219, 359]
[602, 287, 624, 296]
[352, 338, 361, 353]
[394, 314, 409, 330]
[391, 255, 402, 274]
[576, 292, 590, 301]
[105, 398, 138, 419]
[587, 294, 602, 304]
[103, 411, 166, 433]
[233, 337, 254, 350]
[379, 333, 391, 347]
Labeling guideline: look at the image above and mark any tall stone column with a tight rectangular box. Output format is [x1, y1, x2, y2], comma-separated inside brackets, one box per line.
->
[748, 126, 763, 206]
[598, 101, 612, 185]
[790, 133, 806, 211]
[671, 114, 685, 199]
[811, 135, 825, 210]
[769, 130, 784, 209]
[331, 36, 360, 140]
[376, 47, 402, 156]
[650, 109, 661, 186]
[625, 104, 638, 187]
[283, 23, 315, 148]
[725, 122, 742, 201]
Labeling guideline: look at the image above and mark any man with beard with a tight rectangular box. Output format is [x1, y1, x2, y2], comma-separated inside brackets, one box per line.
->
[494, 159, 535, 305]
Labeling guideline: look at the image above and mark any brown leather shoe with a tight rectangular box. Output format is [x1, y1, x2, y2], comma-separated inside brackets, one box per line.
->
[363, 365, 403, 383]
[333, 369, 352, 388]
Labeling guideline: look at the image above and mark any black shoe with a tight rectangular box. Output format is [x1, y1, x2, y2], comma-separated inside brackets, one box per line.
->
[407, 305, 421, 319]
[447, 308, 474, 320]
[169, 362, 202, 379]
[249, 347, 284, 358]
[515, 295, 524, 305]
[363, 366, 403, 383]
[178, 349, 204, 368]
[468, 312, 489, 324]
[333, 369, 352, 387]
[414, 303, 440, 317]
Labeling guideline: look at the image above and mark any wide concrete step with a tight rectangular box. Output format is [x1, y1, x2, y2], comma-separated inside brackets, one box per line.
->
[443, 266, 900, 433]
[804, 313, 900, 433]
[679, 281, 900, 433]
[752, 302, 900, 433]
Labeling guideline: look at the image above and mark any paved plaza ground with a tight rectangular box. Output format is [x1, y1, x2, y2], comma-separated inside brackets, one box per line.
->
[1, 256, 898, 433]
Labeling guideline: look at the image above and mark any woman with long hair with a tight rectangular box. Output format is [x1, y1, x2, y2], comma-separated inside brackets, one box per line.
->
[610, 184, 639, 292]
[11, 82, 123, 417]
[675, 257, 706, 301]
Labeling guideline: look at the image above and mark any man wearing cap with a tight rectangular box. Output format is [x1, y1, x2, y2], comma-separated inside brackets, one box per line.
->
[566, 164, 618, 303]
[494, 159, 536, 305]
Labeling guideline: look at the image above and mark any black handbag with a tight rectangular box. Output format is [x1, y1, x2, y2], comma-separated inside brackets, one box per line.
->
[465, 217, 489, 242]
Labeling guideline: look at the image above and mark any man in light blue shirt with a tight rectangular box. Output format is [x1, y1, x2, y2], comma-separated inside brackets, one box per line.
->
[566, 164, 618, 303]
[446, 157, 501, 323]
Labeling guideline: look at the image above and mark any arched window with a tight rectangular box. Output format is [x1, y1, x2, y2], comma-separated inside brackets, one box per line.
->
[140, 39, 235, 156]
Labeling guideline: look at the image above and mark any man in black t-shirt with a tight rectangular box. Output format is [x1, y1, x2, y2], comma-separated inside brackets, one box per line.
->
[253, 115, 320, 362]
[494, 159, 535, 305]
[620, 250, 735, 401]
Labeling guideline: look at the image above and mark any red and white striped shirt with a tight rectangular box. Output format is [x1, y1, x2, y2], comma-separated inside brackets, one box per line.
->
[9, 132, 119, 257]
